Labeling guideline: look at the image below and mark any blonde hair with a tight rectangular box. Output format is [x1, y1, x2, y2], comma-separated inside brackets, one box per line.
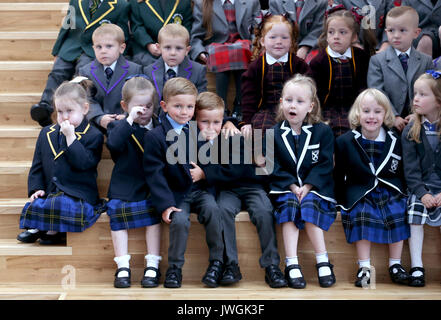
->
[276, 74, 322, 124]
[162, 77, 198, 103]
[196, 91, 225, 113]
[92, 23, 125, 44]
[252, 15, 299, 61]
[386, 6, 419, 28]
[348, 89, 396, 129]
[53, 81, 90, 109]
[407, 72, 441, 143]
[158, 23, 190, 46]
[122, 76, 158, 109]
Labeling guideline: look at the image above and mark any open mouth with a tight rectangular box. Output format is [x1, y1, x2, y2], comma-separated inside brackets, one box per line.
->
[289, 111, 297, 116]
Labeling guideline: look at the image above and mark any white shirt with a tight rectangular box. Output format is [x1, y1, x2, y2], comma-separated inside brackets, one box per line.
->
[103, 60, 117, 72]
[362, 127, 386, 142]
[327, 46, 352, 60]
[164, 62, 178, 76]
[265, 52, 289, 65]
[394, 47, 411, 57]
[140, 119, 154, 130]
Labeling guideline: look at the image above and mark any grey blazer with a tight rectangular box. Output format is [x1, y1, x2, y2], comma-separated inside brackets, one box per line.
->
[367, 46, 434, 116]
[80, 55, 143, 125]
[401, 0, 441, 39]
[143, 56, 207, 102]
[190, 0, 261, 61]
[269, 0, 327, 49]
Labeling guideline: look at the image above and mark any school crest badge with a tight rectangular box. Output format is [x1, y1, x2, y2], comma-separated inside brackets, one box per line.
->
[172, 13, 183, 25]
[311, 150, 319, 163]
[389, 159, 398, 173]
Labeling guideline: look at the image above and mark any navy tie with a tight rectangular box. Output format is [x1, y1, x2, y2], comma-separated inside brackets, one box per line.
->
[164, 68, 176, 82]
[105, 67, 113, 86]
[399, 53, 408, 73]
[424, 120, 437, 132]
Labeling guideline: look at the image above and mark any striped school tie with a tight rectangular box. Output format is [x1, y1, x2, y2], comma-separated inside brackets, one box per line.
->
[90, 0, 100, 18]
[399, 53, 408, 73]
[295, 0, 304, 21]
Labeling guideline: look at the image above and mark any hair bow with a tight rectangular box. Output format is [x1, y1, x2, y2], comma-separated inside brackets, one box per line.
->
[324, 4, 345, 19]
[350, 7, 364, 25]
[426, 70, 441, 80]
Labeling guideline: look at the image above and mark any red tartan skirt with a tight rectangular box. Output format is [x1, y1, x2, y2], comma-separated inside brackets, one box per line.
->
[207, 39, 252, 73]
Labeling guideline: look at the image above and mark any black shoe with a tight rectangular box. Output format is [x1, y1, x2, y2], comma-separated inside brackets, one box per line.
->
[30, 102, 53, 127]
[355, 267, 370, 288]
[39, 232, 66, 245]
[220, 263, 242, 285]
[284, 264, 306, 289]
[164, 266, 182, 288]
[389, 263, 409, 285]
[17, 230, 44, 243]
[316, 262, 336, 288]
[141, 267, 161, 288]
[202, 260, 223, 288]
[408, 267, 425, 287]
[264, 264, 288, 288]
[114, 267, 131, 288]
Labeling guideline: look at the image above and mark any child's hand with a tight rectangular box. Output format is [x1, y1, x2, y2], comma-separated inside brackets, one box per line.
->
[115, 114, 126, 121]
[394, 116, 408, 132]
[297, 184, 312, 202]
[190, 161, 205, 182]
[296, 46, 309, 60]
[100, 114, 117, 129]
[405, 114, 415, 124]
[127, 106, 146, 125]
[162, 206, 181, 224]
[60, 120, 76, 146]
[421, 193, 437, 209]
[221, 121, 240, 139]
[254, 154, 266, 167]
[241, 124, 252, 140]
[434, 193, 441, 207]
[198, 53, 208, 64]
[30, 190, 45, 202]
[147, 43, 161, 57]
[289, 184, 300, 198]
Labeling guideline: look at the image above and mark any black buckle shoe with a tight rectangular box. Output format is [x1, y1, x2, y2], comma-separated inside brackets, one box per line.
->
[355, 267, 370, 288]
[408, 267, 425, 287]
[316, 262, 336, 288]
[39, 232, 66, 245]
[114, 267, 131, 288]
[265, 264, 288, 288]
[202, 260, 223, 288]
[141, 267, 161, 288]
[220, 263, 242, 285]
[389, 263, 409, 285]
[164, 266, 182, 288]
[30, 103, 53, 127]
[17, 230, 44, 243]
[285, 264, 306, 289]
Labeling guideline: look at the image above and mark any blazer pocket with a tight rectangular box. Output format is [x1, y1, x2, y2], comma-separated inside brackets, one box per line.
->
[307, 144, 320, 163]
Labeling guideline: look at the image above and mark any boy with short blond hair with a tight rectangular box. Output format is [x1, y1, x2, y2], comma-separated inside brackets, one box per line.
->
[79, 24, 143, 130]
[367, 6, 434, 132]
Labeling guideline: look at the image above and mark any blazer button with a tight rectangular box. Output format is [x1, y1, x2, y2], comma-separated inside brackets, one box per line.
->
[52, 176, 57, 182]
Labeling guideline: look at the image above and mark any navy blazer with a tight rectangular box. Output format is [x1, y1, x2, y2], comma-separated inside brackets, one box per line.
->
[106, 118, 158, 201]
[28, 118, 104, 205]
[334, 127, 406, 210]
[268, 121, 336, 202]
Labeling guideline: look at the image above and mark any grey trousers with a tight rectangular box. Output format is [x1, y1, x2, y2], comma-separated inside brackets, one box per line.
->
[217, 186, 280, 268]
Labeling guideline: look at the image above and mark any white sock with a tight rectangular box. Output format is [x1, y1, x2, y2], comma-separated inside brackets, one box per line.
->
[46, 231, 58, 235]
[389, 258, 401, 268]
[28, 228, 39, 234]
[285, 256, 302, 278]
[409, 225, 424, 277]
[145, 254, 162, 277]
[114, 254, 131, 278]
[316, 252, 331, 277]
[358, 259, 371, 278]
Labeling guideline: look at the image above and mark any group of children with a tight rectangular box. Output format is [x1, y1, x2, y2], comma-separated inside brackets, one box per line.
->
[15, 0, 441, 289]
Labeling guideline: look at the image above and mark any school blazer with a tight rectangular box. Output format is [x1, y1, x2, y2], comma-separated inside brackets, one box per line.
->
[269, 0, 327, 49]
[52, 0, 130, 62]
[106, 118, 158, 201]
[401, 122, 441, 200]
[80, 55, 143, 124]
[130, 0, 193, 56]
[307, 46, 370, 109]
[367, 46, 434, 116]
[401, 0, 441, 37]
[190, 0, 261, 60]
[28, 119, 104, 205]
[143, 56, 207, 101]
[334, 127, 406, 210]
[268, 121, 336, 202]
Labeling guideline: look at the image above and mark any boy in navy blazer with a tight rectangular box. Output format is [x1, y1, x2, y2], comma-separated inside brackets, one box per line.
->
[79, 23, 143, 131]
[143, 23, 207, 116]
[30, 0, 130, 127]
[367, 6, 434, 132]
[143, 78, 224, 288]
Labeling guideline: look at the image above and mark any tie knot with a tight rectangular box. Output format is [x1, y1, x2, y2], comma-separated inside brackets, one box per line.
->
[165, 68, 176, 81]
[424, 121, 437, 132]
[105, 67, 113, 79]
[399, 53, 408, 60]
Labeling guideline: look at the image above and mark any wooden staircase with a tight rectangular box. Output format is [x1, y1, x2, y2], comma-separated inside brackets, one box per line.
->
[0, 1, 440, 299]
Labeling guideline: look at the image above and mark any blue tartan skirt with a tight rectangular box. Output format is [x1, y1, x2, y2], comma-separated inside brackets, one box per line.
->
[106, 198, 160, 231]
[272, 192, 337, 231]
[20, 192, 104, 232]
[341, 186, 410, 244]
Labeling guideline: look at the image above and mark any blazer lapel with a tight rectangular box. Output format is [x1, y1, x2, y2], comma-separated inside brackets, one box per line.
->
[386, 46, 407, 82]
[46, 124, 64, 159]
[420, 0, 434, 9]
[298, 0, 315, 22]
[375, 130, 397, 175]
[80, 0, 118, 31]
[406, 48, 421, 87]
[235, 0, 247, 29]
[352, 129, 376, 174]
[213, 0, 228, 29]
[177, 56, 193, 80]
[297, 125, 312, 175]
[90, 60, 109, 93]
[280, 121, 298, 167]
[150, 58, 165, 100]
[106, 56, 129, 94]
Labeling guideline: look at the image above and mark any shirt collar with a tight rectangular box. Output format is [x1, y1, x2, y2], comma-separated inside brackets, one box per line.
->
[166, 114, 187, 134]
[265, 52, 289, 65]
[221, 0, 234, 4]
[327, 46, 352, 59]
[394, 47, 411, 57]
[362, 127, 386, 142]
[103, 60, 117, 72]
[164, 62, 178, 75]
[139, 119, 154, 130]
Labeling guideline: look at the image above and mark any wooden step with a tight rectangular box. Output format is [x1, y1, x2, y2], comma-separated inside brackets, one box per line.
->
[0, 61, 52, 93]
[0, 3, 67, 32]
[0, 93, 41, 125]
[0, 32, 57, 61]
[0, 239, 72, 255]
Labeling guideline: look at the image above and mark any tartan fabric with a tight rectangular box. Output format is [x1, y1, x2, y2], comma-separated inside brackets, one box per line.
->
[206, 40, 252, 73]
[341, 186, 409, 244]
[106, 198, 160, 231]
[272, 192, 337, 231]
[19, 192, 104, 232]
[407, 193, 441, 227]
[223, 0, 240, 43]
[263, 62, 291, 113]
[360, 138, 385, 169]
[250, 109, 277, 132]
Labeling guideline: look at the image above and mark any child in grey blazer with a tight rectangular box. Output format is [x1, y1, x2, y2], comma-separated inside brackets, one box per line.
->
[367, 6, 434, 132]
